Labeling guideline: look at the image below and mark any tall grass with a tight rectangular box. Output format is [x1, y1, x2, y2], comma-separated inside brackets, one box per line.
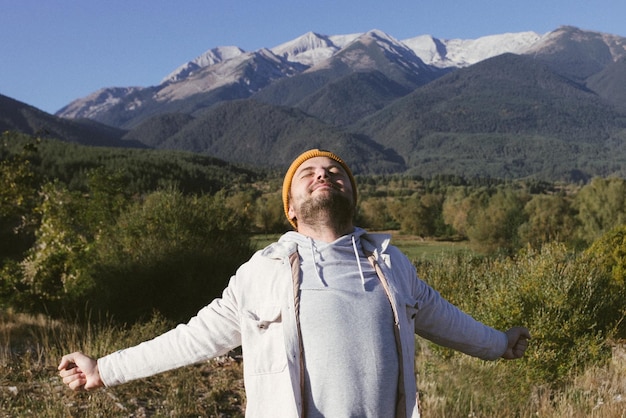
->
[1, 311, 624, 416]
[0, 310, 245, 417]
[415, 339, 626, 417]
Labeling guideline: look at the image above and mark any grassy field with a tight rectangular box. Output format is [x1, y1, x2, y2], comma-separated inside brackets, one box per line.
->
[2, 308, 625, 417]
[251, 231, 473, 261]
[383, 233, 473, 261]
[2, 234, 626, 417]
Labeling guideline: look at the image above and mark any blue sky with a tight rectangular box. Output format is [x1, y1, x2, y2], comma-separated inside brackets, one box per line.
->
[2, 0, 624, 114]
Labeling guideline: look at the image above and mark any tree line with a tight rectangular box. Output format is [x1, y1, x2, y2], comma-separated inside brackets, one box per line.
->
[356, 172, 626, 254]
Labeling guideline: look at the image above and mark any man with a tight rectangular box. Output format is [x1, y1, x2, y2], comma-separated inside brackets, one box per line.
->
[59, 149, 530, 417]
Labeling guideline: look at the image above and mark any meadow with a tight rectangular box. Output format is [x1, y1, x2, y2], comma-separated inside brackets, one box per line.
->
[2, 234, 625, 417]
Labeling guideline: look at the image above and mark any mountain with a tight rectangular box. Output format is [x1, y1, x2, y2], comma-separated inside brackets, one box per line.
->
[352, 52, 626, 180]
[57, 49, 307, 129]
[54, 87, 144, 121]
[3, 25, 625, 181]
[525, 26, 626, 82]
[281, 70, 414, 127]
[525, 26, 626, 110]
[586, 56, 626, 111]
[0, 93, 139, 148]
[252, 30, 446, 126]
[161, 46, 246, 84]
[55, 29, 540, 129]
[271, 32, 348, 67]
[123, 99, 405, 174]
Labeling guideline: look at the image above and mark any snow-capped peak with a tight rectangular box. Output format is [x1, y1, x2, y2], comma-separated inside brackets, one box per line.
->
[362, 29, 398, 44]
[271, 31, 340, 67]
[403, 31, 542, 68]
[357, 29, 414, 55]
[161, 46, 245, 84]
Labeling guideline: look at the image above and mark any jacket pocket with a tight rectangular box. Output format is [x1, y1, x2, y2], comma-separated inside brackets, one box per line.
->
[241, 305, 288, 375]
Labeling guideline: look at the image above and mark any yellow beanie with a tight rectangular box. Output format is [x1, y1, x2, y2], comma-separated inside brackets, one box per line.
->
[282, 149, 357, 229]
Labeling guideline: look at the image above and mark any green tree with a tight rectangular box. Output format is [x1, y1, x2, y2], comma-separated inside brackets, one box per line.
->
[253, 192, 287, 233]
[466, 187, 527, 254]
[358, 197, 397, 231]
[391, 193, 442, 237]
[574, 177, 626, 245]
[17, 169, 130, 313]
[19, 182, 94, 312]
[518, 194, 577, 248]
[441, 187, 474, 238]
[586, 225, 626, 337]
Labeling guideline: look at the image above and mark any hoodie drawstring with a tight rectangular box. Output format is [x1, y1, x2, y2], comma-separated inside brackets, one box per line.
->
[306, 235, 366, 290]
[352, 235, 366, 290]
[308, 237, 328, 286]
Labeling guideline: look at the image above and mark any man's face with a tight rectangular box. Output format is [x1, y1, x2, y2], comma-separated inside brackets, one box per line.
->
[287, 156, 354, 227]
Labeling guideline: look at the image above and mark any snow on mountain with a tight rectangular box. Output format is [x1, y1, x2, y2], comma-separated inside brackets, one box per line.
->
[154, 48, 304, 103]
[602, 33, 626, 61]
[56, 86, 144, 119]
[57, 28, 594, 123]
[524, 26, 626, 62]
[328, 33, 362, 48]
[402, 31, 542, 68]
[161, 46, 245, 84]
[270, 32, 339, 67]
[400, 35, 446, 66]
[310, 29, 430, 77]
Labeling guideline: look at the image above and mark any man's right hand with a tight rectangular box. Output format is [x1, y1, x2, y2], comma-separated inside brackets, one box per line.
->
[58, 351, 104, 391]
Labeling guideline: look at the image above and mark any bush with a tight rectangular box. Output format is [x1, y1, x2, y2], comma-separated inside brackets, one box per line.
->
[88, 188, 255, 322]
[416, 240, 624, 387]
[17, 170, 130, 315]
[585, 225, 626, 337]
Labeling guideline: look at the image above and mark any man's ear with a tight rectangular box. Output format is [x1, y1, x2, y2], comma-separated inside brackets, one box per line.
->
[288, 205, 296, 222]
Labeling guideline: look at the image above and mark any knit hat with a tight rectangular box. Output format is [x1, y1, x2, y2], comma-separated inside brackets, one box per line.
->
[282, 149, 357, 229]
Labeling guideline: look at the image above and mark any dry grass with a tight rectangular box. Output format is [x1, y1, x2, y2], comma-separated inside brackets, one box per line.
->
[0, 310, 245, 417]
[1, 313, 624, 417]
[415, 338, 626, 417]
[0, 312, 626, 418]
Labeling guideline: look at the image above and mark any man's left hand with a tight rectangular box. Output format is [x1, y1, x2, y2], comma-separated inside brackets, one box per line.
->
[502, 327, 531, 359]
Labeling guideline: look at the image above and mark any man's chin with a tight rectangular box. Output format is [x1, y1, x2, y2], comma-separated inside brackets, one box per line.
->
[299, 193, 355, 224]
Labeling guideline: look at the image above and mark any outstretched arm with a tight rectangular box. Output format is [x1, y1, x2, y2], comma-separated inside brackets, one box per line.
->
[501, 327, 531, 359]
[58, 351, 104, 391]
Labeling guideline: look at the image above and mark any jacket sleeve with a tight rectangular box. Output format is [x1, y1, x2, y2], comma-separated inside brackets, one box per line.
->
[413, 280, 508, 360]
[98, 278, 242, 387]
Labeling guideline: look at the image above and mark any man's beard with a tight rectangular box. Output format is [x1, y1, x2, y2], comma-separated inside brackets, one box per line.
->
[297, 191, 355, 231]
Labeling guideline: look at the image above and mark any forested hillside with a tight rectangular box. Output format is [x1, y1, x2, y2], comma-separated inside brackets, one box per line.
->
[3, 131, 626, 322]
[352, 53, 626, 181]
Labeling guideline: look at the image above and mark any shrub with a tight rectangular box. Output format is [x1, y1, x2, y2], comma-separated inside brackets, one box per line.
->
[88, 188, 254, 322]
[585, 225, 626, 337]
[17, 170, 129, 314]
[416, 240, 624, 387]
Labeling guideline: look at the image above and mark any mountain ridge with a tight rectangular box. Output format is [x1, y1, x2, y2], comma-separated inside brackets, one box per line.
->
[3, 26, 626, 182]
[55, 28, 547, 124]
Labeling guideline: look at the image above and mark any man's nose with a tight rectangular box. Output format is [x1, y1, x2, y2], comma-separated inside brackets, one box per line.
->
[315, 168, 330, 179]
